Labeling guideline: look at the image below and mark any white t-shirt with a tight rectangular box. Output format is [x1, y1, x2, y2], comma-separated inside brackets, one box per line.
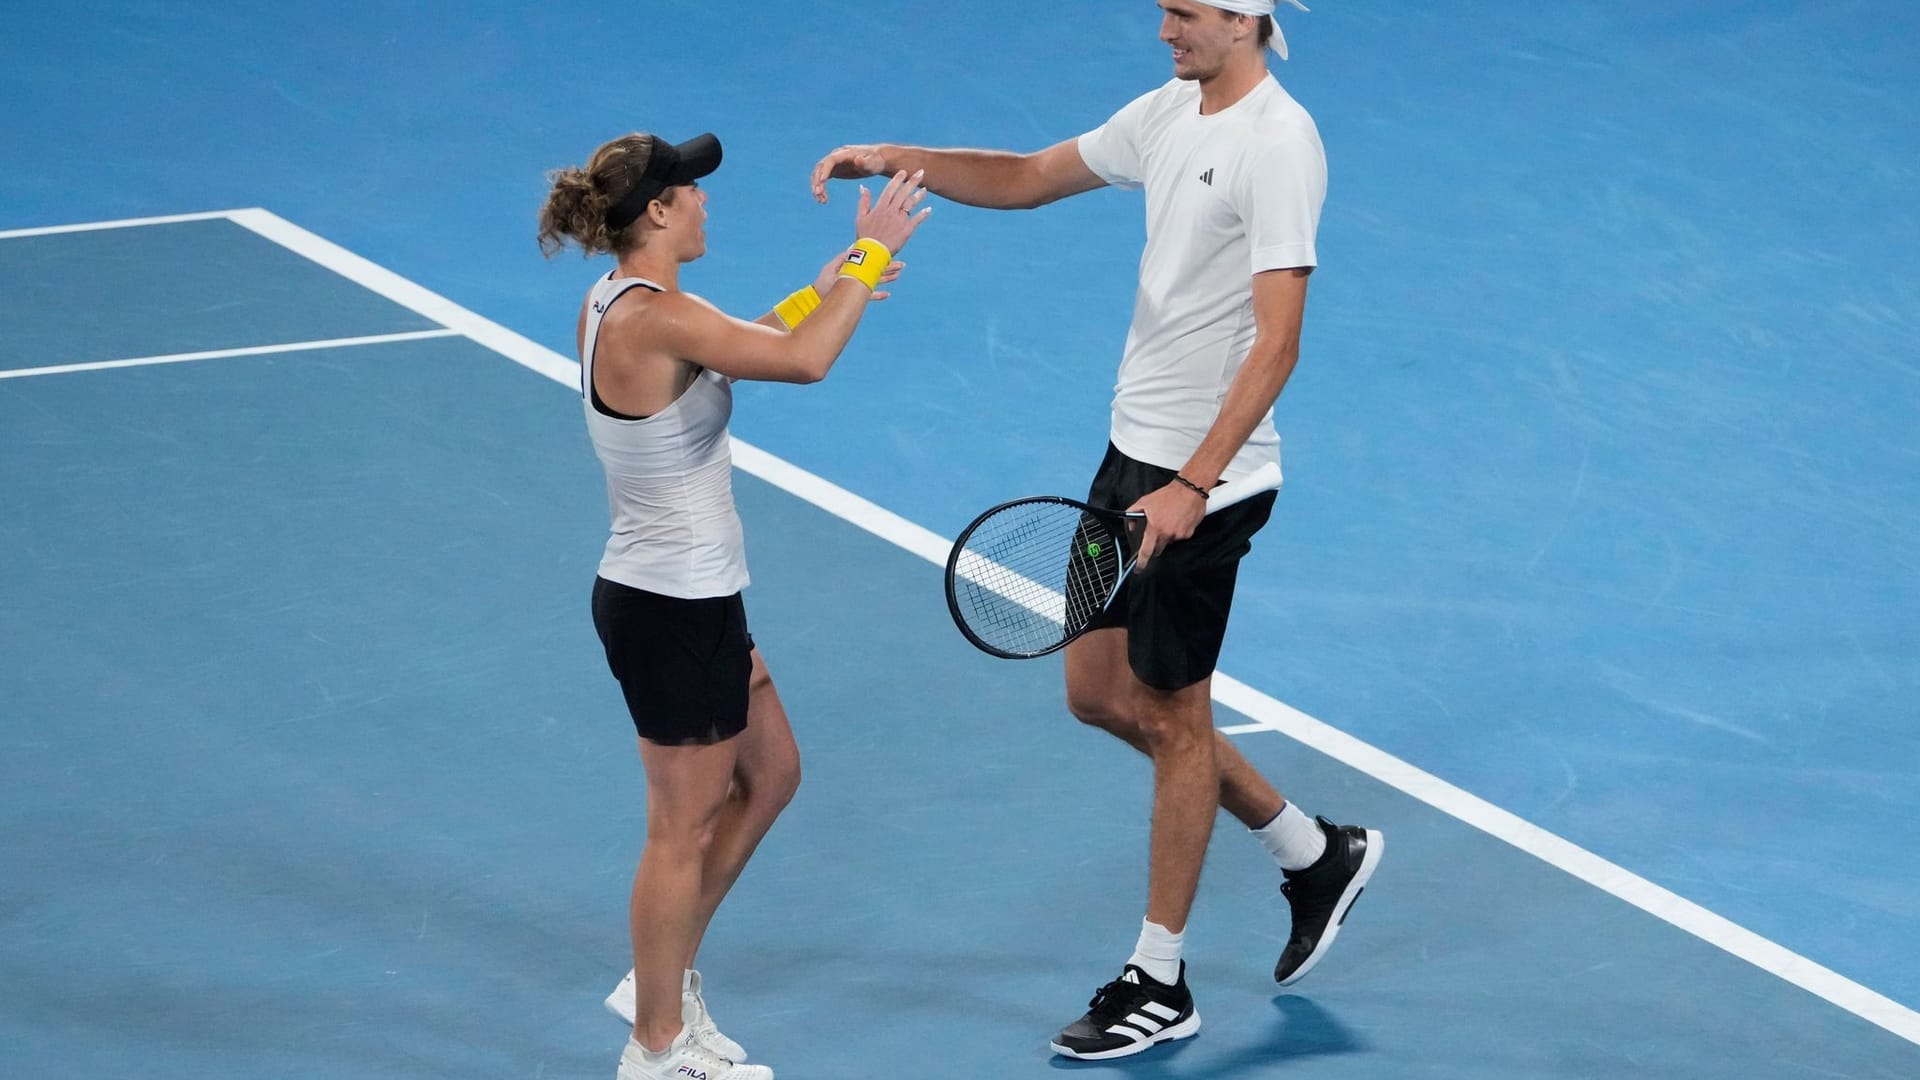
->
[1077, 75, 1326, 482]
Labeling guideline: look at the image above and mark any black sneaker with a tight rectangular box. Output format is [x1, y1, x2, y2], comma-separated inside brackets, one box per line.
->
[1273, 817, 1384, 985]
[1050, 963, 1201, 1060]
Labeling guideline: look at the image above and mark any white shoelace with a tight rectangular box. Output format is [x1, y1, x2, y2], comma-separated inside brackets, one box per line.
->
[686, 990, 745, 1060]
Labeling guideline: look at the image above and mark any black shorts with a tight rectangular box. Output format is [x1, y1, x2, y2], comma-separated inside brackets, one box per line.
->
[1083, 443, 1276, 691]
[590, 576, 754, 745]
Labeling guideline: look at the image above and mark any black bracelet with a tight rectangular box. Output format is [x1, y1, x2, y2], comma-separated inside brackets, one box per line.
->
[1172, 473, 1210, 500]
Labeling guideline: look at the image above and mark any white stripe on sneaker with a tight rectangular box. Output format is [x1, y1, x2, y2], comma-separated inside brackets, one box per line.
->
[1141, 1000, 1180, 1021]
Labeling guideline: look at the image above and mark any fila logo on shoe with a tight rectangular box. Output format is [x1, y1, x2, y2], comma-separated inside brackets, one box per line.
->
[675, 1068, 708, 1080]
[1198, 168, 1214, 186]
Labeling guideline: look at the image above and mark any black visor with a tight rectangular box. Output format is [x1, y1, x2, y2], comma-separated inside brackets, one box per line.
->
[604, 132, 723, 232]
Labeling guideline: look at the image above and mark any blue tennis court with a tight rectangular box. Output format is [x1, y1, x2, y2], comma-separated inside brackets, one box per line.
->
[3, 4, 1917, 1078]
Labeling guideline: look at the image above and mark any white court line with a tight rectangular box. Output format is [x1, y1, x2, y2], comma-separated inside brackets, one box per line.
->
[0, 330, 461, 381]
[0, 210, 240, 240]
[49, 208, 1910, 1048]
[1208, 678, 1920, 1043]
[228, 208, 581, 389]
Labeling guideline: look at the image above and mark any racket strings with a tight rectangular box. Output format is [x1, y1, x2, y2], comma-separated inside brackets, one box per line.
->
[951, 502, 1124, 656]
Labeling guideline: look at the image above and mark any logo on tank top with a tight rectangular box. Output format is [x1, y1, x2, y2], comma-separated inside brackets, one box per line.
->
[1198, 168, 1215, 186]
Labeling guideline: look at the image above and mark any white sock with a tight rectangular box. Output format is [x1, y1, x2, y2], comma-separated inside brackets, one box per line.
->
[1254, 801, 1327, 871]
[1126, 918, 1184, 986]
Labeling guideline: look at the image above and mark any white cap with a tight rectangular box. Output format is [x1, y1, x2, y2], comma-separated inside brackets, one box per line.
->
[1199, 0, 1311, 61]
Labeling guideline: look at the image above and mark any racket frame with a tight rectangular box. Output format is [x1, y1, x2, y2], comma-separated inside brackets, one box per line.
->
[944, 497, 1136, 659]
[942, 461, 1282, 659]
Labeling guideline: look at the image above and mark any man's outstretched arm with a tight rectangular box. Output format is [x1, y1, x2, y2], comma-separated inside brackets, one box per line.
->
[811, 138, 1104, 210]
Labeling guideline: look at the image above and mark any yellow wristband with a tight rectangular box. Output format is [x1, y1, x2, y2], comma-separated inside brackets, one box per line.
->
[836, 238, 893, 291]
[773, 284, 821, 329]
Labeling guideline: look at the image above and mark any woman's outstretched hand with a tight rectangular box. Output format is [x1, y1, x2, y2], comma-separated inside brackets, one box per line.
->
[852, 168, 931, 254]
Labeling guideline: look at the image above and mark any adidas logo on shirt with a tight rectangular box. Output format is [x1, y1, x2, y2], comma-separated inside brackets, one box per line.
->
[1198, 168, 1214, 186]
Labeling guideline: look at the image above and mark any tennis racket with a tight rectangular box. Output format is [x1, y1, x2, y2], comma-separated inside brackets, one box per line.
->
[944, 460, 1282, 659]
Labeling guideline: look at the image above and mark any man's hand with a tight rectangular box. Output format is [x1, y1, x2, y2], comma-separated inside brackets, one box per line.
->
[1129, 480, 1208, 571]
[810, 144, 890, 203]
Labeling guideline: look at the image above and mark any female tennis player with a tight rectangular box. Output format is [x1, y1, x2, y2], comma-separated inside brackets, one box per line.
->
[538, 130, 929, 1080]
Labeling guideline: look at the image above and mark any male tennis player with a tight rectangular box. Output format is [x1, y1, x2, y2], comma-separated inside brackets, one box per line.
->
[540, 131, 929, 1080]
[811, 0, 1380, 1060]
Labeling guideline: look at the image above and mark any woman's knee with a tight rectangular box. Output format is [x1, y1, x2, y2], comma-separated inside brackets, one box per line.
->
[747, 749, 801, 812]
[644, 809, 721, 853]
[730, 728, 800, 815]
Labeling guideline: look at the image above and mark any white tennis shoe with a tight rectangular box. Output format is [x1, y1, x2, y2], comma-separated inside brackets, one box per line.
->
[616, 1029, 769, 1080]
[604, 968, 635, 1025]
[606, 968, 749, 1062]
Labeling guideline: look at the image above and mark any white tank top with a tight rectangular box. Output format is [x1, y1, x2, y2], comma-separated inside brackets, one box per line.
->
[581, 273, 748, 599]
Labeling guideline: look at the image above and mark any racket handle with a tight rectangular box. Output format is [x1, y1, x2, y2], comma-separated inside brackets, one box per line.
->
[1201, 461, 1282, 515]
